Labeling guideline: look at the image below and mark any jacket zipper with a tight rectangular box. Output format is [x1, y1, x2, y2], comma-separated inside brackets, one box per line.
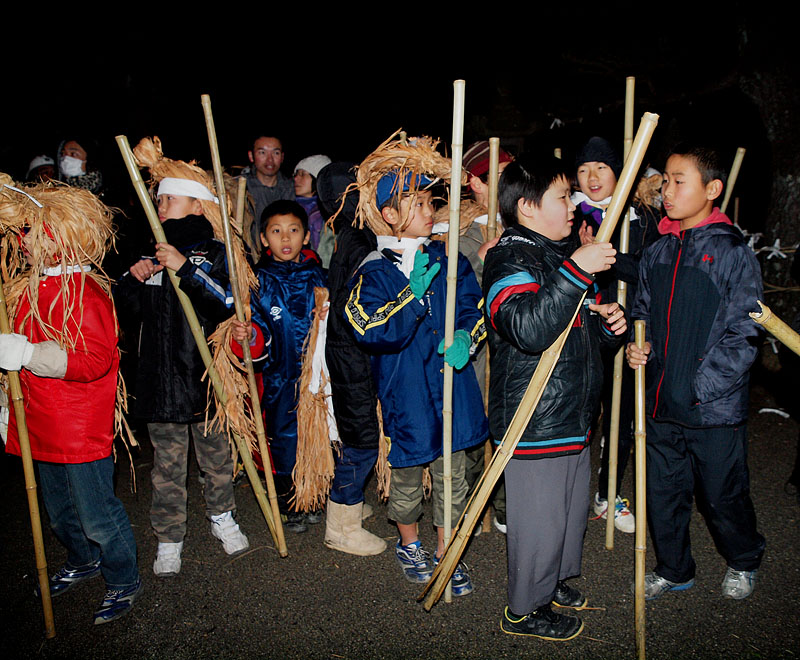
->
[653, 231, 684, 417]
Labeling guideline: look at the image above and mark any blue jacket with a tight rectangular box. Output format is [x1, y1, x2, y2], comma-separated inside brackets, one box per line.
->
[345, 240, 488, 468]
[250, 250, 326, 475]
[631, 209, 763, 427]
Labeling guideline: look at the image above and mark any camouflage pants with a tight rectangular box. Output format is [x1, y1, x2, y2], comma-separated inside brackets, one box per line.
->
[149, 421, 236, 543]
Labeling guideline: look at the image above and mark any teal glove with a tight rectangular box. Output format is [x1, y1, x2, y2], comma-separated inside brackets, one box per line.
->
[409, 251, 441, 300]
[438, 329, 472, 370]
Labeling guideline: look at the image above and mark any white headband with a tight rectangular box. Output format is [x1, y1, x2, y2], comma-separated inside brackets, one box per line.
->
[157, 177, 218, 204]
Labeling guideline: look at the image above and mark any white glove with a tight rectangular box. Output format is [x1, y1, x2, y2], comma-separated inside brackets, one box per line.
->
[0, 333, 34, 371]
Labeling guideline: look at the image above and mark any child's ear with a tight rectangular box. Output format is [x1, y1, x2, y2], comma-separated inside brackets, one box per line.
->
[381, 206, 399, 227]
[191, 199, 203, 216]
[517, 197, 536, 221]
[706, 179, 723, 202]
[304, 230, 311, 245]
[469, 175, 486, 196]
[260, 233, 269, 248]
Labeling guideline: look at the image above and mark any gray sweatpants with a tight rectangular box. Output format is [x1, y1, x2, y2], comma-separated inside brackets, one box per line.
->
[505, 447, 590, 613]
[149, 421, 236, 543]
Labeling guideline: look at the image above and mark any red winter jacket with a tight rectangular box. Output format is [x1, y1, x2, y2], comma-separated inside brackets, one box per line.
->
[5, 272, 119, 463]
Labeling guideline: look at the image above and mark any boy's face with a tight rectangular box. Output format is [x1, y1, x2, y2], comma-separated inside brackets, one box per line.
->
[576, 161, 617, 203]
[157, 194, 202, 223]
[382, 190, 435, 239]
[261, 213, 309, 263]
[518, 175, 576, 241]
[662, 155, 720, 228]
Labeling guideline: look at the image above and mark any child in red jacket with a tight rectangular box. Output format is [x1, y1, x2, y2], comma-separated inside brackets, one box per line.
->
[0, 179, 141, 625]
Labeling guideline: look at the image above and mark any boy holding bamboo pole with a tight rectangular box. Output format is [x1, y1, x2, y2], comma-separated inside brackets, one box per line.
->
[0, 180, 141, 625]
[344, 135, 487, 595]
[626, 144, 765, 600]
[116, 138, 249, 577]
[483, 154, 626, 640]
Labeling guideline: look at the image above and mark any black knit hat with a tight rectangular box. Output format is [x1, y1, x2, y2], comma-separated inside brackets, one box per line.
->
[575, 137, 622, 179]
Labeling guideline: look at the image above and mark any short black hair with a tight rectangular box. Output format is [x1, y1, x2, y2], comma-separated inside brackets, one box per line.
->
[499, 154, 571, 228]
[250, 135, 283, 152]
[667, 143, 727, 188]
[261, 200, 309, 233]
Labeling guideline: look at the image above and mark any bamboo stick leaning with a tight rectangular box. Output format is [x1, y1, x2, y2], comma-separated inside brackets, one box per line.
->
[720, 147, 746, 215]
[420, 111, 659, 611]
[481, 137, 501, 533]
[605, 75, 635, 549]
[0, 276, 55, 638]
[750, 300, 800, 356]
[441, 79, 466, 602]
[633, 320, 647, 660]
[115, 135, 287, 557]
[200, 94, 287, 555]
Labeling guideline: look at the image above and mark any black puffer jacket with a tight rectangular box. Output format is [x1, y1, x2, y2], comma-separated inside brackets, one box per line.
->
[116, 215, 232, 423]
[483, 225, 624, 458]
[632, 209, 763, 427]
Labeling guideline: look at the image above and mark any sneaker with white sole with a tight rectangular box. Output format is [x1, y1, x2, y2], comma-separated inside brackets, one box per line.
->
[93, 579, 143, 625]
[721, 567, 757, 600]
[593, 492, 635, 534]
[34, 559, 102, 598]
[153, 541, 183, 577]
[210, 511, 249, 555]
[494, 517, 507, 534]
[636, 572, 695, 601]
[395, 540, 433, 584]
[433, 553, 474, 597]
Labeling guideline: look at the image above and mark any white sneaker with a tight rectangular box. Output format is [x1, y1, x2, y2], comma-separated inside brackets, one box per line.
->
[721, 567, 757, 599]
[493, 517, 507, 534]
[154, 541, 183, 576]
[210, 511, 249, 555]
[593, 492, 635, 534]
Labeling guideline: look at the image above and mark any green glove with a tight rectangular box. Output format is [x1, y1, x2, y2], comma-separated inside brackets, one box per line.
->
[409, 251, 441, 300]
[438, 329, 472, 370]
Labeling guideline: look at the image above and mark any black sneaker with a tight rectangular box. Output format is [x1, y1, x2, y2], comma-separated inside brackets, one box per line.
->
[34, 559, 102, 598]
[282, 512, 308, 533]
[93, 579, 143, 625]
[304, 511, 324, 525]
[501, 605, 583, 641]
[552, 580, 587, 609]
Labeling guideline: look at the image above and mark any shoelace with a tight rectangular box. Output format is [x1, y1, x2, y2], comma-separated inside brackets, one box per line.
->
[615, 498, 632, 517]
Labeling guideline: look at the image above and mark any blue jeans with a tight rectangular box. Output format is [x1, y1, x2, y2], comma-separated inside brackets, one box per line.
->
[329, 446, 377, 505]
[38, 455, 139, 589]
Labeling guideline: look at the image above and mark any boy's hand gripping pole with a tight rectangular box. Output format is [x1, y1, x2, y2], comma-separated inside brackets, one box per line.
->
[115, 134, 288, 557]
[0, 276, 56, 638]
[200, 94, 287, 556]
[419, 111, 659, 611]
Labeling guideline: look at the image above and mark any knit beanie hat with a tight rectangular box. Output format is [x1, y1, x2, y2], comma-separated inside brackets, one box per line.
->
[575, 137, 622, 178]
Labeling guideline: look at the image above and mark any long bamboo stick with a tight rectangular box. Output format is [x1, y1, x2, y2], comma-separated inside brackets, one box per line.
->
[720, 147, 746, 215]
[605, 75, 635, 549]
[201, 95, 287, 556]
[750, 300, 800, 356]
[481, 138, 501, 533]
[115, 135, 287, 557]
[633, 320, 647, 660]
[0, 277, 55, 638]
[441, 79, 466, 603]
[420, 111, 659, 610]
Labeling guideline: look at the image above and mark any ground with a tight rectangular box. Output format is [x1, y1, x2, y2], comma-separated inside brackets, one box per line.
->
[2, 380, 798, 660]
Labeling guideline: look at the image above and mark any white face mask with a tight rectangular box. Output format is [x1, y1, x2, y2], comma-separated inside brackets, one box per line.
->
[60, 155, 85, 177]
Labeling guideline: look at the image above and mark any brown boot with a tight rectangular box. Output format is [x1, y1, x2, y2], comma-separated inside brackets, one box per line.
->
[324, 500, 387, 556]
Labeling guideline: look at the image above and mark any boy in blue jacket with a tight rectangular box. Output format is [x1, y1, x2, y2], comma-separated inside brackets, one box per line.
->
[232, 200, 326, 532]
[345, 166, 488, 597]
[627, 145, 765, 601]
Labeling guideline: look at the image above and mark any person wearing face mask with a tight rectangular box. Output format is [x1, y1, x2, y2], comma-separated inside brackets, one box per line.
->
[57, 137, 103, 195]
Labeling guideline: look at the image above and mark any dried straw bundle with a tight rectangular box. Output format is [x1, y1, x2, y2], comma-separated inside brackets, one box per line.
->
[347, 130, 462, 236]
[374, 402, 430, 502]
[433, 198, 486, 237]
[292, 287, 335, 512]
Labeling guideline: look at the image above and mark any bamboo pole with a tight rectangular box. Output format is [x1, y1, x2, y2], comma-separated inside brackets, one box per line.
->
[201, 95, 287, 556]
[605, 76, 635, 549]
[750, 300, 800, 356]
[420, 112, 659, 610]
[441, 79, 466, 603]
[633, 320, 647, 660]
[481, 138, 501, 533]
[720, 147, 746, 215]
[115, 135, 288, 557]
[0, 278, 55, 638]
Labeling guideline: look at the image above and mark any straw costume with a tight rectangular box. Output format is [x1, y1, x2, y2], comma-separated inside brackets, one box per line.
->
[343, 133, 487, 590]
[0, 176, 141, 625]
[115, 138, 251, 576]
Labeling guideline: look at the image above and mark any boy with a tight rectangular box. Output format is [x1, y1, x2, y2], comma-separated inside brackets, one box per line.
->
[118, 140, 248, 577]
[0, 181, 141, 625]
[232, 200, 326, 532]
[345, 165, 487, 596]
[483, 155, 625, 640]
[626, 144, 765, 600]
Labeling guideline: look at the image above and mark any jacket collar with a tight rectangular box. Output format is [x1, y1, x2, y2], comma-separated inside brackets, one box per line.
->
[658, 207, 732, 237]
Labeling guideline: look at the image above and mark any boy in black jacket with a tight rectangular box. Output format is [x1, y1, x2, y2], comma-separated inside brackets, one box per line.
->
[627, 145, 765, 601]
[484, 155, 626, 641]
